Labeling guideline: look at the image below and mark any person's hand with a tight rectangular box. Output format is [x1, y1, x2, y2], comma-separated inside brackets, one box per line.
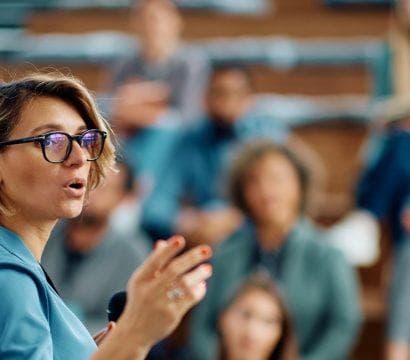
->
[93, 322, 116, 346]
[117, 235, 212, 350]
[111, 80, 170, 132]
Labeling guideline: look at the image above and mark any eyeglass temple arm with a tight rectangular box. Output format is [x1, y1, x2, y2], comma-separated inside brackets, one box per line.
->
[0, 135, 45, 147]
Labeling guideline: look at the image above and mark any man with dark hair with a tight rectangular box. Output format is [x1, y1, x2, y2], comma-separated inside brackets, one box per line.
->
[141, 64, 290, 245]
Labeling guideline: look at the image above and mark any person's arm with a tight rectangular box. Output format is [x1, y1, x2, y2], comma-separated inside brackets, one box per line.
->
[0, 269, 53, 359]
[91, 236, 213, 360]
[356, 134, 403, 219]
[303, 249, 362, 360]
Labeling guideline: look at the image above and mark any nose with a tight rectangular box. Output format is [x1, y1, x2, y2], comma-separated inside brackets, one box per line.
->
[64, 140, 87, 167]
[242, 318, 262, 341]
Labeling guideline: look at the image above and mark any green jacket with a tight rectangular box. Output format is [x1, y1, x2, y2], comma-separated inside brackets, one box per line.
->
[188, 218, 362, 360]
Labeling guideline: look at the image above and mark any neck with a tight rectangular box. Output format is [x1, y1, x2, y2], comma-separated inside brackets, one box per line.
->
[255, 216, 297, 252]
[0, 214, 56, 262]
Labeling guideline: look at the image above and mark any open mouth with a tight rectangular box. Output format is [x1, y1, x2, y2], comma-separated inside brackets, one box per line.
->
[69, 183, 83, 190]
[66, 178, 86, 190]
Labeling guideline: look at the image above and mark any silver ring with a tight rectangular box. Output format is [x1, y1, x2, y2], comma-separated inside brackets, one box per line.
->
[166, 287, 185, 301]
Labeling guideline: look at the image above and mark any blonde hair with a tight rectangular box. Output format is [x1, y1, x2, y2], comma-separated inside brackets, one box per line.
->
[0, 73, 116, 215]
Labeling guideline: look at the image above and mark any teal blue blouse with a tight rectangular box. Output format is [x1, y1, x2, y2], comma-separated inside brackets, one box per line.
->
[0, 226, 97, 359]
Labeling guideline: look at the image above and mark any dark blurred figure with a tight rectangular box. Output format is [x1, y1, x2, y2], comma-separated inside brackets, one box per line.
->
[357, 99, 410, 248]
[387, 200, 410, 360]
[218, 272, 298, 360]
[110, 0, 210, 197]
[42, 162, 151, 334]
[141, 64, 315, 246]
[188, 140, 361, 360]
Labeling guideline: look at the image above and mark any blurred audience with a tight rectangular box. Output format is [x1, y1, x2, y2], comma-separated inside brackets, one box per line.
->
[109, 0, 210, 197]
[356, 99, 410, 248]
[386, 216, 410, 360]
[325, 96, 410, 267]
[141, 63, 321, 246]
[218, 272, 298, 360]
[188, 140, 361, 360]
[390, 0, 410, 96]
[42, 161, 151, 334]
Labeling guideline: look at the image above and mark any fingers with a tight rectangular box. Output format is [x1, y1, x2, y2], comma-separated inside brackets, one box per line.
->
[93, 328, 108, 346]
[177, 264, 212, 299]
[137, 236, 186, 279]
[107, 321, 116, 332]
[93, 327, 107, 340]
[93, 322, 116, 346]
[190, 281, 208, 303]
[161, 245, 212, 283]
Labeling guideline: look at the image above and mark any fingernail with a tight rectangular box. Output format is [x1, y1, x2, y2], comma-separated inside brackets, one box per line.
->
[171, 235, 184, 248]
[200, 246, 212, 257]
[203, 264, 213, 275]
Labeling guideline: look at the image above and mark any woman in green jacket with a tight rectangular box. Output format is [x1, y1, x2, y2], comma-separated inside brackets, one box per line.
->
[189, 140, 361, 360]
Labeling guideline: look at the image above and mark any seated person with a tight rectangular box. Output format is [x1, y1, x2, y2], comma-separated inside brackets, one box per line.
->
[386, 198, 410, 360]
[326, 97, 410, 266]
[188, 140, 361, 360]
[42, 161, 151, 334]
[141, 63, 304, 245]
[109, 0, 210, 197]
[218, 272, 297, 360]
[389, 0, 410, 96]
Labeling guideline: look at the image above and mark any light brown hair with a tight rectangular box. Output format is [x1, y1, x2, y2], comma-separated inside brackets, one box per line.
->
[0, 73, 116, 214]
[228, 140, 310, 217]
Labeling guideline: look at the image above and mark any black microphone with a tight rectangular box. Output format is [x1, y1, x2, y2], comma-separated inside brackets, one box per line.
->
[107, 291, 127, 322]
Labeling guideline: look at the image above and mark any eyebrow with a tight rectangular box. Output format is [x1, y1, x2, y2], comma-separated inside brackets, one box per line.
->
[30, 124, 88, 135]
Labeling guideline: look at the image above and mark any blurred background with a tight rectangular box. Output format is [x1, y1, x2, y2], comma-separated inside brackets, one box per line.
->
[1, 1, 409, 359]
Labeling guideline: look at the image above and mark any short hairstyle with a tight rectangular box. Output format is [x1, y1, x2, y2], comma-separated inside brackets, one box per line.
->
[218, 271, 298, 360]
[228, 140, 310, 216]
[209, 62, 254, 90]
[0, 73, 116, 214]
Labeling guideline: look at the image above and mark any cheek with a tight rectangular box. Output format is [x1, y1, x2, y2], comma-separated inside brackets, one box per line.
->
[285, 182, 302, 211]
[243, 185, 260, 210]
[4, 153, 51, 194]
[220, 314, 240, 345]
[255, 324, 282, 355]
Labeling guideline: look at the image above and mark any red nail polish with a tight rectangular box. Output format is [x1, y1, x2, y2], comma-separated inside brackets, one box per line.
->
[171, 236, 183, 248]
[200, 246, 212, 257]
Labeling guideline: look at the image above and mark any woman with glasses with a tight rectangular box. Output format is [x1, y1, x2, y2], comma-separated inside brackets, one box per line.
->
[0, 74, 212, 359]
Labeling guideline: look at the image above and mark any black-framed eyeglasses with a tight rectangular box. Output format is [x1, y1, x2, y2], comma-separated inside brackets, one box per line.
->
[0, 129, 107, 164]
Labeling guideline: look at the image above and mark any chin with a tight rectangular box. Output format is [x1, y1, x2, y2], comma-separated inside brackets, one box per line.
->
[57, 201, 85, 219]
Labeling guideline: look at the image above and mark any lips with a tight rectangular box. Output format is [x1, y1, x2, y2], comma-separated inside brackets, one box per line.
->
[63, 178, 87, 198]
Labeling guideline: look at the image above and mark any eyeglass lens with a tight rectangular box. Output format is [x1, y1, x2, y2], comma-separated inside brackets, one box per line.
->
[43, 131, 103, 162]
